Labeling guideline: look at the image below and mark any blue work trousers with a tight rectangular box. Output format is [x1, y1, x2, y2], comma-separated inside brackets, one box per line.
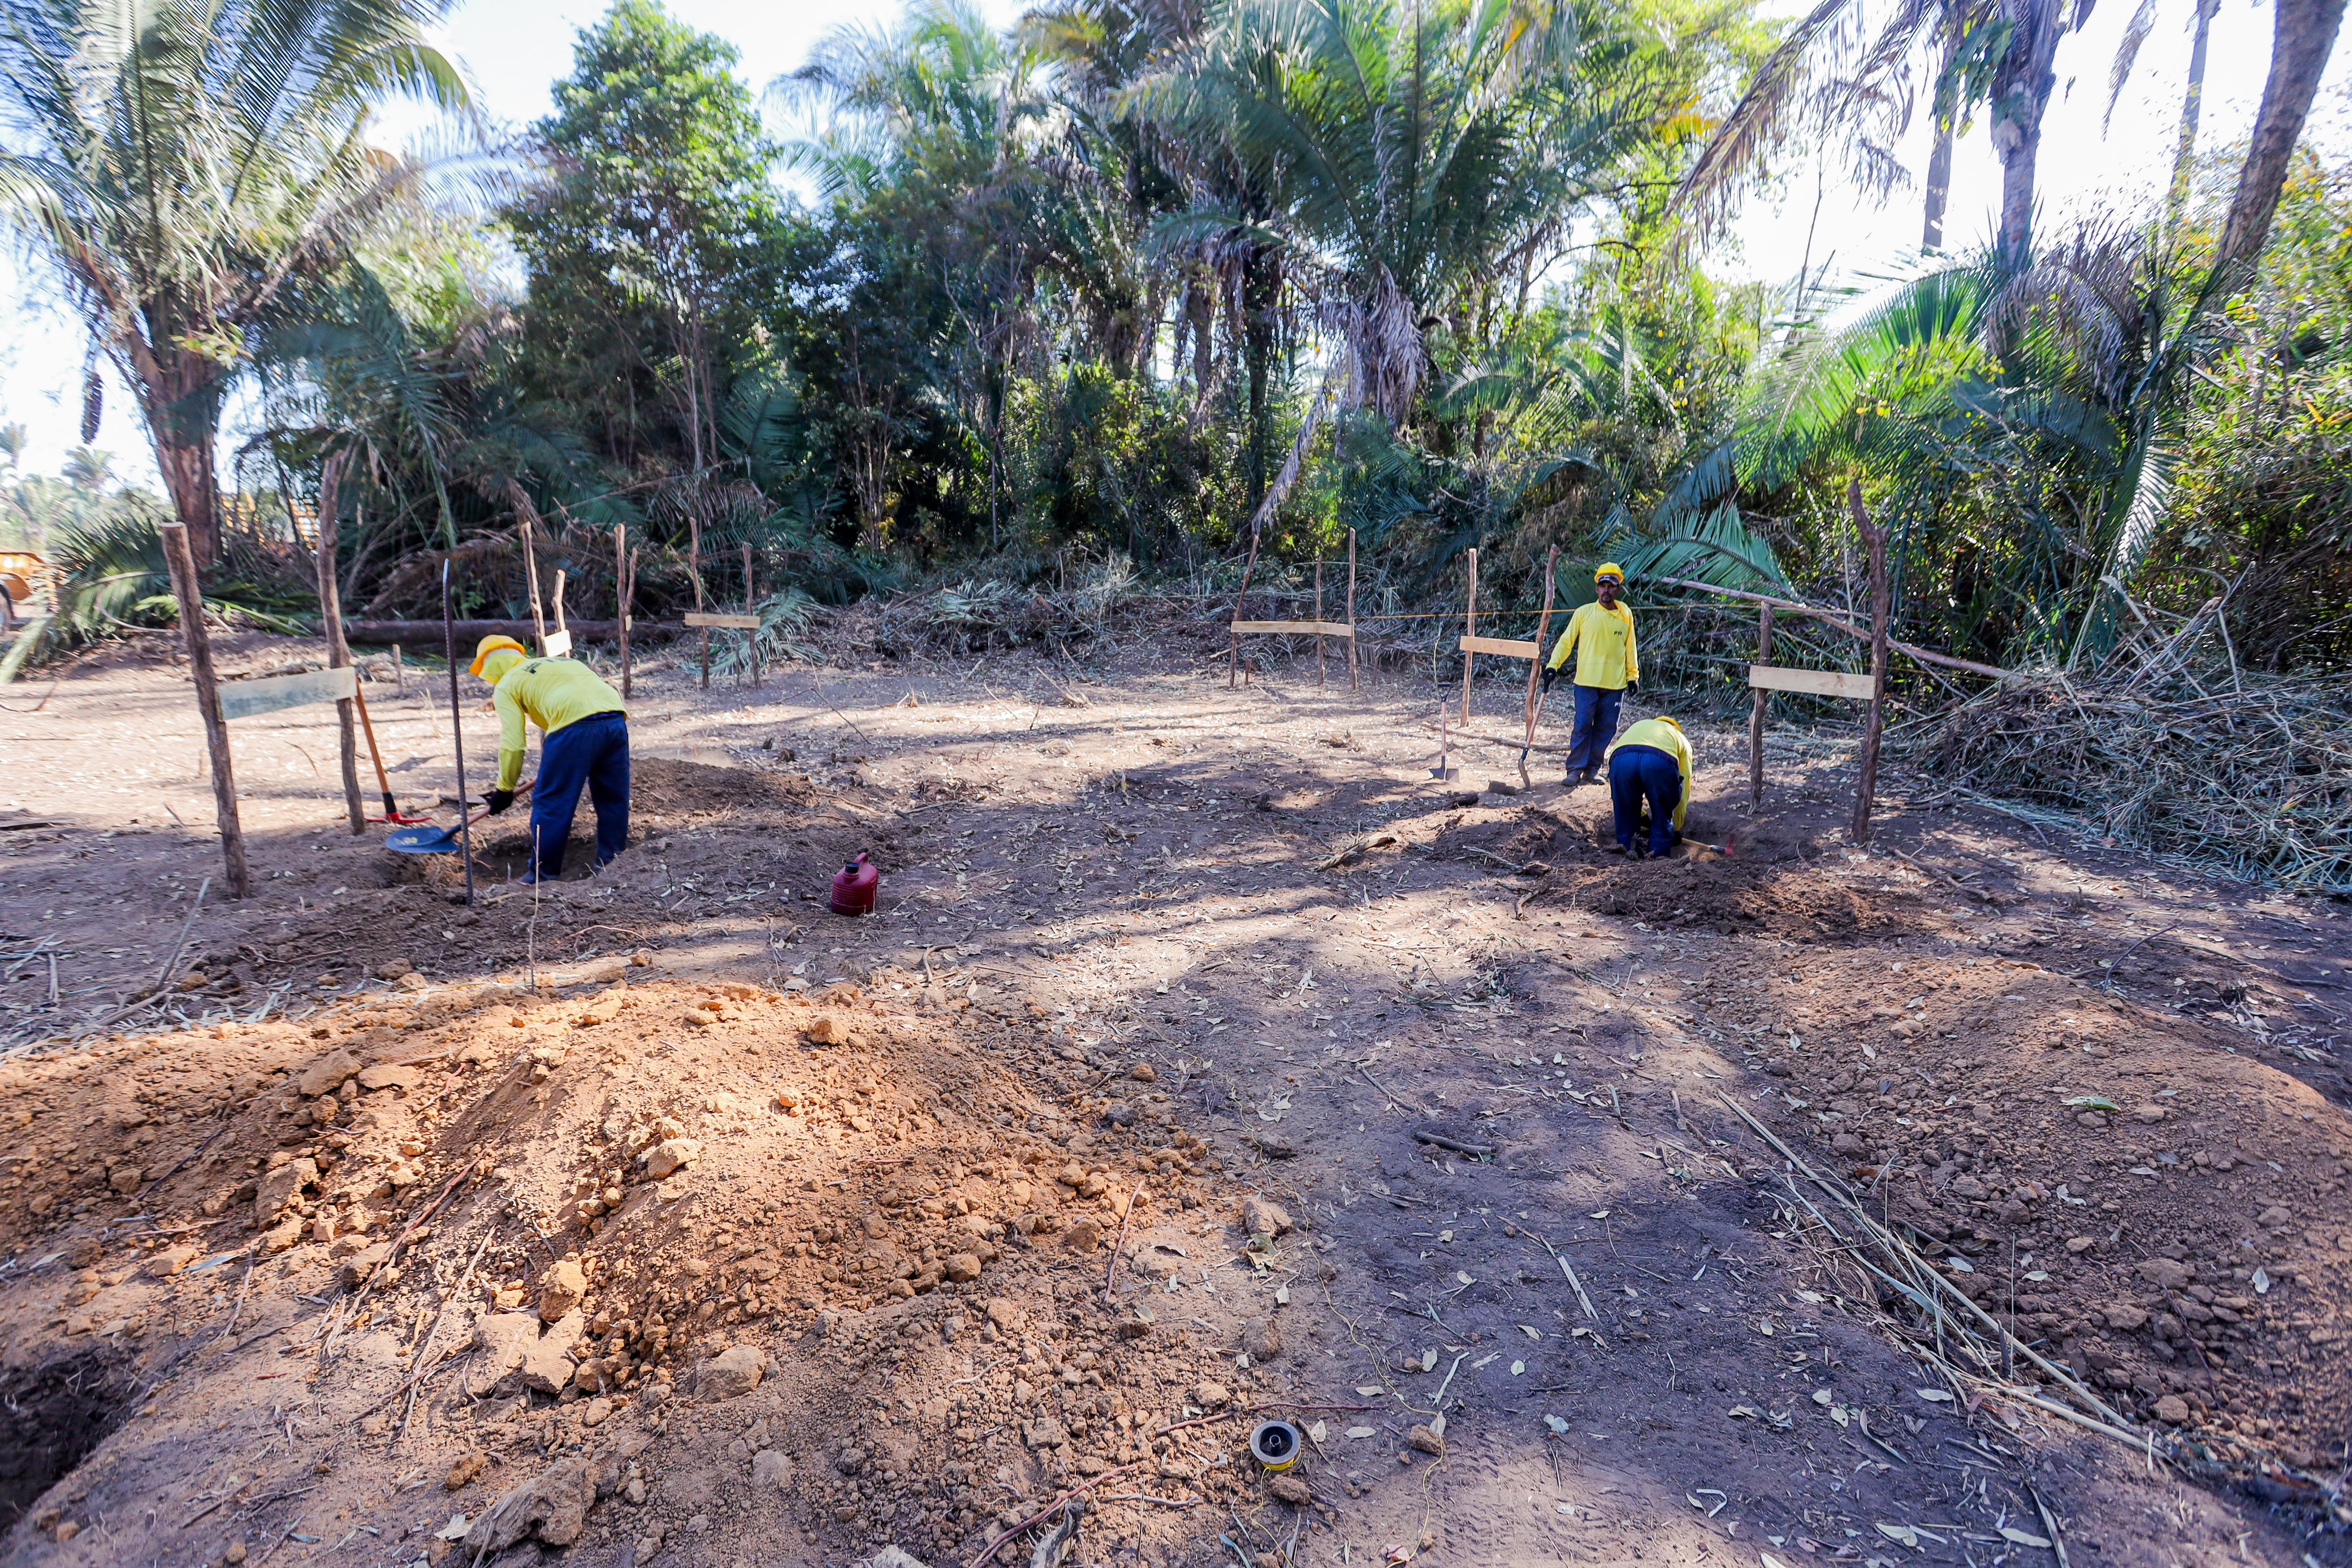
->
[1609, 743, 1683, 857]
[1564, 684, 1623, 777]
[530, 712, 630, 877]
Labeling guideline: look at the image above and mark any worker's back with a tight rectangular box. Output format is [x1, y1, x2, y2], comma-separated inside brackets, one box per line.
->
[1614, 717, 1688, 767]
[496, 657, 625, 736]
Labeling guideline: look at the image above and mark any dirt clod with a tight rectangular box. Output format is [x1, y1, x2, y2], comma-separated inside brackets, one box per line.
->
[1240, 1196, 1291, 1238]
[538, 1258, 586, 1322]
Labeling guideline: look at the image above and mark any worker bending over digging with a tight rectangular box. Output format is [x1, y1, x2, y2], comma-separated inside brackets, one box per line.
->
[469, 635, 630, 884]
[1607, 714, 1691, 858]
[1539, 562, 1638, 787]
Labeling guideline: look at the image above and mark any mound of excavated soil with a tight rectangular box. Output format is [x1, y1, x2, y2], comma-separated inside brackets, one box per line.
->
[1692, 943, 2352, 1470]
[0, 964, 1309, 1566]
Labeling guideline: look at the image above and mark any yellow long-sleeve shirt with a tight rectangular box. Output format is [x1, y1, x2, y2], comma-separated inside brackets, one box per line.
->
[1611, 717, 1692, 832]
[1545, 600, 1638, 688]
[492, 657, 626, 790]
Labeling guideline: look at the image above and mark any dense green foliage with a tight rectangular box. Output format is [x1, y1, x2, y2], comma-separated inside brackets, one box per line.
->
[4, 0, 2345, 682]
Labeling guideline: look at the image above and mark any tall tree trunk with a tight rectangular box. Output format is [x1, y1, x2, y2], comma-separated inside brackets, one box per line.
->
[1922, 122, 1956, 250]
[1922, 9, 1962, 251]
[157, 520, 249, 898]
[1988, 0, 2070, 269]
[2167, 0, 2220, 227]
[1241, 246, 1280, 518]
[2216, 0, 2347, 270]
[154, 438, 223, 569]
[1188, 278, 1214, 393]
[314, 451, 364, 835]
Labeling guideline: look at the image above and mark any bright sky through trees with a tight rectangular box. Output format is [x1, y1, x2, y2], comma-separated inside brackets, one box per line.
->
[0, 0, 2338, 488]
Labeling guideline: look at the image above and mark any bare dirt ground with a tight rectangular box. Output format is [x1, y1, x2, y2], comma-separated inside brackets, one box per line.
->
[1, 626, 2348, 1568]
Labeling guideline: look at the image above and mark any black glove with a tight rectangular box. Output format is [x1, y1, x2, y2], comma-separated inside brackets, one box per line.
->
[483, 789, 515, 816]
[1540, 665, 1558, 692]
[1625, 678, 1640, 695]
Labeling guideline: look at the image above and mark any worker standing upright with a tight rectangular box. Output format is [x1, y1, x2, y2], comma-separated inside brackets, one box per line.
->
[469, 635, 630, 885]
[1607, 715, 1692, 858]
[1539, 562, 1638, 786]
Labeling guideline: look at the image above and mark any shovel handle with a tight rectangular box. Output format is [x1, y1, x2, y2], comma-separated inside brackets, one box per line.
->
[461, 781, 533, 832]
[351, 683, 398, 807]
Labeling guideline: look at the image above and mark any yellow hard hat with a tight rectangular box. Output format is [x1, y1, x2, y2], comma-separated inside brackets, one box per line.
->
[1594, 562, 1625, 583]
[1657, 716, 1683, 733]
[469, 634, 525, 678]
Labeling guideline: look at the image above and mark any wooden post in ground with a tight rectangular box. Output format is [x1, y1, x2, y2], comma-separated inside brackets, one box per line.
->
[552, 570, 567, 647]
[313, 451, 364, 834]
[1229, 530, 1262, 688]
[1346, 529, 1359, 691]
[442, 560, 474, 907]
[614, 526, 632, 700]
[690, 518, 709, 690]
[1748, 603, 1775, 809]
[391, 643, 404, 697]
[159, 521, 250, 898]
[518, 517, 547, 653]
[742, 543, 759, 688]
[1459, 547, 1479, 723]
[1521, 546, 1558, 746]
[1849, 478, 1891, 844]
[1314, 556, 1326, 688]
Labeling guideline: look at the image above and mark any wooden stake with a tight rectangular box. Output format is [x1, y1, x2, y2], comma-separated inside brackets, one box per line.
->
[1345, 529, 1358, 691]
[1517, 545, 1558, 789]
[1459, 547, 1479, 723]
[1849, 478, 1891, 844]
[159, 521, 249, 898]
[742, 542, 758, 688]
[391, 642, 403, 697]
[442, 560, 474, 907]
[1229, 529, 1262, 688]
[518, 516, 546, 653]
[313, 451, 364, 834]
[552, 569, 567, 638]
[691, 518, 709, 690]
[1314, 556, 1326, 688]
[1749, 602, 1775, 809]
[614, 525, 632, 700]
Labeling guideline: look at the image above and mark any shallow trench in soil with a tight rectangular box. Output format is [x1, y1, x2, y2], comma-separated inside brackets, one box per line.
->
[0, 640, 2347, 1568]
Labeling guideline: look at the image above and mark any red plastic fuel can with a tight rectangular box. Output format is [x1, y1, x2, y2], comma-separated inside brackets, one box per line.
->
[830, 852, 879, 915]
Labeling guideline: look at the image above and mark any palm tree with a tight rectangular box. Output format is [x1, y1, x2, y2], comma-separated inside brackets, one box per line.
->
[1675, 0, 1999, 251]
[0, 0, 469, 896]
[1123, 0, 1653, 482]
[0, 0, 470, 569]
[61, 445, 113, 491]
[780, 0, 1055, 542]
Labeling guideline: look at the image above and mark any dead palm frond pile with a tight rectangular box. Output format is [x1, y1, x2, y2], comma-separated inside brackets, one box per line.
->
[867, 556, 1171, 658]
[1891, 659, 2352, 894]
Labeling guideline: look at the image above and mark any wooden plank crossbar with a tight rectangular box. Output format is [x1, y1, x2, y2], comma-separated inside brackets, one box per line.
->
[1744, 480, 1894, 842]
[683, 612, 762, 630]
[1459, 635, 1537, 658]
[217, 665, 357, 723]
[1230, 620, 1355, 637]
[1748, 664, 1877, 701]
[1227, 528, 1357, 690]
[542, 629, 573, 657]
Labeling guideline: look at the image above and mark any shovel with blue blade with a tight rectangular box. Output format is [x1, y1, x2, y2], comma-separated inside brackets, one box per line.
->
[384, 783, 533, 855]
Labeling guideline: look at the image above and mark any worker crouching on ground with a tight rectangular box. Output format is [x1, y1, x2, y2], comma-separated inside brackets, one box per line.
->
[469, 635, 630, 885]
[1607, 715, 1692, 858]
[1539, 562, 1638, 786]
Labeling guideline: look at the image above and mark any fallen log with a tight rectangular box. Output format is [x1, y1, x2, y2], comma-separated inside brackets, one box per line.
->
[340, 618, 643, 646]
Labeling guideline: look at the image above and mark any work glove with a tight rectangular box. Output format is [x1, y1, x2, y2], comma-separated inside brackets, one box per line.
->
[1625, 678, 1640, 695]
[1540, 665, 1558, 693]
[483, 789, 515, 816]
